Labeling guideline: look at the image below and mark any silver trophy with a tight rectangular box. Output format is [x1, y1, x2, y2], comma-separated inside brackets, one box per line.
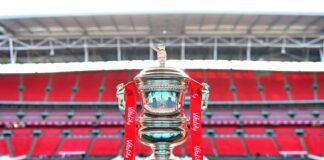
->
[117, 44, 209, 160]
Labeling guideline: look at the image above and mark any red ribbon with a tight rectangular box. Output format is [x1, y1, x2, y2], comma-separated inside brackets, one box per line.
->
[122, 82, 137, 160]
[189, 79, 204, 160]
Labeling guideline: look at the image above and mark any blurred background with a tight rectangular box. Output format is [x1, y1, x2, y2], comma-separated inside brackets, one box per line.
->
[0, 0, 324, 159]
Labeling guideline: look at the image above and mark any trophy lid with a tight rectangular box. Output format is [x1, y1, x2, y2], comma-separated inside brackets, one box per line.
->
[134, 44, 189, 80]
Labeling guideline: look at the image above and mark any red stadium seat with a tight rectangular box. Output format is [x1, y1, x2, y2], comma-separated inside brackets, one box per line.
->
[0, 74, 20, 101]
[74, 72, 103, 102]
[41, 128, 62, 135]
[275, 136, 304, 151]
[206, 70, 234, 101]
[184, 137, 214, 156]
[232, 71, 262, 101]
[48, 73, 78, 101]
[70, 128, 92, 135]
[303, 127, 324, 135]
[259, 72, 288, 101]
[214, 137, 247, 156]
[245, 137, 280, 156]
[11, 128, 34, 135]
[186, 70, 205, 83]
[273, 127, 296, 135]
[304, 136, 324, 156]
[0, 138, 9, 155]
[243, 127, 266, 134]
[286, 72, 314, 100]
[88, 137, 121, 156]
[31, 136, 62, 156]
[99, 127, 121, 135]
[23, 74, 50, 101]
[202, 138, 215, 156]
[214, 127, 236, 134]
[56, 137, 91, 156]
[11, 136, 33, 156]
[101, 70, 129, 102]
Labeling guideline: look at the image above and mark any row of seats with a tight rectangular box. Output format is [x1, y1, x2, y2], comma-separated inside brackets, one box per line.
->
[1, 108, 322, 126]
[1, 126, 323, 157]
[0, 70, 323, 102]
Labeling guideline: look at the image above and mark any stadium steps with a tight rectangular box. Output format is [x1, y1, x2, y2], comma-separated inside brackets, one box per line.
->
[85, 136, 96, 156]
[117, 136, 124, 155]
[282, 72, 293, 101]
[53, 136, 66, 156]
[270, 136, 281, 154]
[299, 136, 309, 153]
[313, 72, 319, 100]
[44, 73, 54, 101]
[240, 137, 250, 156]
[19, 74, 24, 101]
[27, 136, 38, 157]
[228, 70, 238, 101]
[209, 136, 218, 157]
[5, 137, 14, 156]
[97, 71, 107, 101]
[69, 72, 81, 101]
[255, 72, 266, 101]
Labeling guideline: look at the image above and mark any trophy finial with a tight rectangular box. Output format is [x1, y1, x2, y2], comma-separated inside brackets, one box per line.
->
[151, 44, 167, 67]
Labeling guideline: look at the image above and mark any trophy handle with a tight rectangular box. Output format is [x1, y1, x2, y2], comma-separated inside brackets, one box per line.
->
[201, 83, 210, 111]
[116, 83, 126, 114]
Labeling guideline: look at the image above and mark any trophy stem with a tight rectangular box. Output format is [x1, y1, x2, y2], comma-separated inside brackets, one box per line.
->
[153, 142, 171, 160]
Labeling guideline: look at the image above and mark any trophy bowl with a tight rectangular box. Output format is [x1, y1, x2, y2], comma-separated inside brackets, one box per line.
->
[135, 67, 189, 160]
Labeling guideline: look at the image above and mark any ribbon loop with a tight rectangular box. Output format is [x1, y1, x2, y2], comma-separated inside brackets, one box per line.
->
[189, 79, 204, 160]
[122, 81, 137, 160]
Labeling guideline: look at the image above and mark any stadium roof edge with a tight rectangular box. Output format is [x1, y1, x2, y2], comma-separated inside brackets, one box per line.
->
[0, 60, 324, 74]
[0, 0, 324, 20]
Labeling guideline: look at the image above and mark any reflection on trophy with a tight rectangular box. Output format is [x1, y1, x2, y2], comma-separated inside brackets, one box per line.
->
[117, 44, 210, 160]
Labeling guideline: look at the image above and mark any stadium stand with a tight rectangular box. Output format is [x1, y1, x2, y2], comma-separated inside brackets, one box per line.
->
[0, 138, 10, 155]
[286, 73, 314, 100]
[1, 70, 324, 103]
[47, 73, 78, 101]
[56, 137, 92, 156]
[73, 72, 103, 102]
[206, 70, 234, 101]
[231, 71, 262, 101]
[244, 137, 280, 156]
[214, 137, 247, 156]
[0, 70, 324, 159]
[304, 135, 324, 156]
[258, 72, 289, 101]
[0, 74, 20, 101]
[22, 74, 50, 101]
[101, 70, 129, 102]
[31, 136, 62, 157]
[88, 137, 121, 156]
